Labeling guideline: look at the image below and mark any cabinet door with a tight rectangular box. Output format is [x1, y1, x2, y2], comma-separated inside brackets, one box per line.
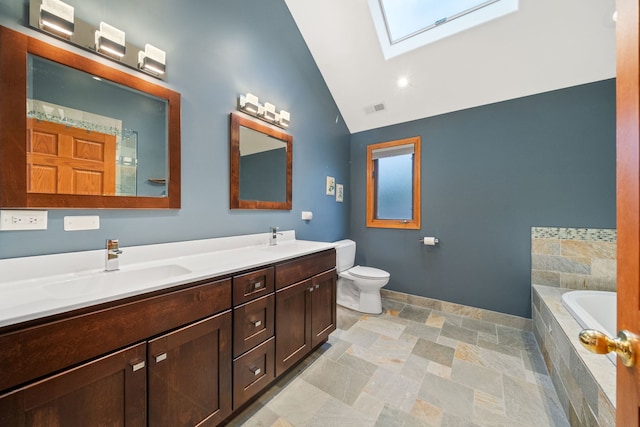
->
[0, 342, 146, 427]
[311, 269, 337, 348]
[148, 311, 232, 427]
[275, 279, 312, 376]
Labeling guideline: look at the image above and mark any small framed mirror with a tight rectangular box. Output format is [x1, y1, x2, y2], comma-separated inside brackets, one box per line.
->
[230, 112, 292, 210]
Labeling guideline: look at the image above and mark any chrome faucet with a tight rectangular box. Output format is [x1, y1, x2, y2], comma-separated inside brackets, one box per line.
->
[269, 227, 283, 246]
[105, 239, 123, 271]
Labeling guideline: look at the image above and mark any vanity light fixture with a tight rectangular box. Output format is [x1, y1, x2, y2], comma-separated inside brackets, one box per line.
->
[239, 93, 262, 115]
[238, 93, 290, 128]
[263, 102, 278, 122]
[29, 0, 167, 80]
[278, 110, 290, 128]
[39, 0, 74, 37]
[95, 22, 126, 58]
[138, 44, 166, 75]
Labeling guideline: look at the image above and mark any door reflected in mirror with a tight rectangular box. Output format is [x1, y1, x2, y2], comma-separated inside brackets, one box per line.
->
[230, 112, 292, 210]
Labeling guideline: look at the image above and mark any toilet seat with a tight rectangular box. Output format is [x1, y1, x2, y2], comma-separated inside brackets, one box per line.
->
[348, 266, 389, 280]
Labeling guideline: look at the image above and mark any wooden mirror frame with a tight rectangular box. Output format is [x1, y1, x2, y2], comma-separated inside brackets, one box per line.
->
[230, 112, 292, 210]
[0, 26, 181, 209]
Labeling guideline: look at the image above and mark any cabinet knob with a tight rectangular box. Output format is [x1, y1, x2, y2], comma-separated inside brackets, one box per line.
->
[254, 282, 262, 289]
[253, 320, 262, 328]
[131, 360, 146, 372]
[155, 353, 167, 363]
[309, 287, 314, 292]
[250, 366, 262, 376]
[315, 284, 320, 289]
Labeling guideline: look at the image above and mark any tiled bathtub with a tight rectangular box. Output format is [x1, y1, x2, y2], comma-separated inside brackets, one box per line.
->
[532, 286, 615, 426]
[531, 227, 616, 426]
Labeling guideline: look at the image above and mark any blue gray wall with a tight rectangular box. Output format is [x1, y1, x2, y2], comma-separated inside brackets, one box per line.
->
[0, 0, 351, 258]
[0, 1, 617, 318]
[350, 79, 616, 317]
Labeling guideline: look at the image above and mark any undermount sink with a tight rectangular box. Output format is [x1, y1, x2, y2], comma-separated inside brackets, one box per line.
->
[43, 264, 192, 299]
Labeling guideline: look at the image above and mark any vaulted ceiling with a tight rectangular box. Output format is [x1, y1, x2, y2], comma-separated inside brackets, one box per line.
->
[285, 0, 617, 133]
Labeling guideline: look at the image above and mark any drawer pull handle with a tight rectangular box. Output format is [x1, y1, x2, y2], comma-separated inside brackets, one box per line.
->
[155, 353, 167, 363]
[250, 366, 262, 376]
[254, 282, 262, 289]
[253, 320, 262, 328]
[131, 361, 145, 372]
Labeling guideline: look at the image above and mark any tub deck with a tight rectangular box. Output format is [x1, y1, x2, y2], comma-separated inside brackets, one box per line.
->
[532, 285, 615, 425]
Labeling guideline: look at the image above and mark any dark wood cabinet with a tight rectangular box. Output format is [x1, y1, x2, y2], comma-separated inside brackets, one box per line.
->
[148, 311, 232, 427]
[275, 263, 336, 377]
[0, 248, 336, 426]
[275, 278, 313, 376]
[0, 278, 232, 427]
[0, 342, 147, 427]
[310, 269, 337, 348]
[231, 270, 276, 410]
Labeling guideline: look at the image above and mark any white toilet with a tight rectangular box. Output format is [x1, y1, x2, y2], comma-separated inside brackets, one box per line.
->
[334, 239, 390, 314]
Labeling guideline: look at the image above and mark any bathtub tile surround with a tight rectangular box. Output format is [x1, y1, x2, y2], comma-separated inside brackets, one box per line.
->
[229, 297, 568, 426]
[532, 285, 615, 426]
[531, 227, 616, 291]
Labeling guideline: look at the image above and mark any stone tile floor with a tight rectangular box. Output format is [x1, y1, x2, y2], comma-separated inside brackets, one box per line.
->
[226, 299, 569, 426]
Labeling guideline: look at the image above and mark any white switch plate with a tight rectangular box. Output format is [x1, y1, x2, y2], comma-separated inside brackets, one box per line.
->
[0, 210, 48, 231]
[301, 211, 313, 220]
[64, 215, 100, 231]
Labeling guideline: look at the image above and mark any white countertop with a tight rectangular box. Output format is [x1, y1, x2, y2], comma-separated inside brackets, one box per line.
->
[0, 231, 336, 328]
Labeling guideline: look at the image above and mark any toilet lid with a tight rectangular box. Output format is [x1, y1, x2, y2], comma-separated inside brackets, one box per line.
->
[349, 266, 390, 279]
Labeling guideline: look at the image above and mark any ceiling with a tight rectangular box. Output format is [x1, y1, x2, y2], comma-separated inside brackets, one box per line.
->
[284, 0, 617, 134]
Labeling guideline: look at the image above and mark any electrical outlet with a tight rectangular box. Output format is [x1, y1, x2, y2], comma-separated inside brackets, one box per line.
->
[0, 210, 48, 231]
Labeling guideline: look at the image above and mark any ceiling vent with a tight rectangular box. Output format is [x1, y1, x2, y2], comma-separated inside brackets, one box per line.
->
[365, 102, 386, 114]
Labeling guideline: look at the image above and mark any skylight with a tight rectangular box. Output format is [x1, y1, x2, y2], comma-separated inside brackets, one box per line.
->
[369, 0, 519, 59]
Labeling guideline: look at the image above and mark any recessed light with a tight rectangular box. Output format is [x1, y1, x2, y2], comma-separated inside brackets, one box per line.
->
[397, 76, 409, 88]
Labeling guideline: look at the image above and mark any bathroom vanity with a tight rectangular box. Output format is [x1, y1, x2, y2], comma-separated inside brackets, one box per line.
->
[0, 232, 336, 426]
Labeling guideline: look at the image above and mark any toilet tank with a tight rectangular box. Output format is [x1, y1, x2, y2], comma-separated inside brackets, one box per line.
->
[334, 239, 356, 272]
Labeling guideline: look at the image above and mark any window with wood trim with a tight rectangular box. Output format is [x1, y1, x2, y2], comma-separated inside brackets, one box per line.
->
[366, 136, 421, 229]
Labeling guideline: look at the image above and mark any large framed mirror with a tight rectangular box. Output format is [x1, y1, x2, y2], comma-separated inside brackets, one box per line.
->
[230, 112, 292, 210]
[0, 26, 181, 209]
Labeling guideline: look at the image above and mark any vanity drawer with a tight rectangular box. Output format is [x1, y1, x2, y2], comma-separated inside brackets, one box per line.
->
[233, 294, 275, 358]
[233, 337, 275, 409]
[275, 249, 336, 289]
[233, 267, 274, 305]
